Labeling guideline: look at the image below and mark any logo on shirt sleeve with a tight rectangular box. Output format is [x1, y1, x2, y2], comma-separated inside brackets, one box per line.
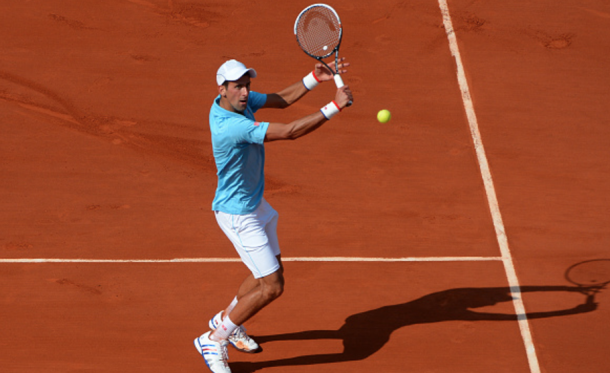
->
[253, 121, 260, 127]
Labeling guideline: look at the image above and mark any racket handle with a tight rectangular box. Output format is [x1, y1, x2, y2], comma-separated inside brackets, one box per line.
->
[333, 74, 345, 88]
[333, 74, 353, 107]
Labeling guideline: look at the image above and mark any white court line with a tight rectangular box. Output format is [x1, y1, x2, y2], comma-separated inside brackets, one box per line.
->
[437, 1, 541, 373]
[0, 256, 502, 264]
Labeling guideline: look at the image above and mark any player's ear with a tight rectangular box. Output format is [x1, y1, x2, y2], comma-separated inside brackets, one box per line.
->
[218, 84, 226, 97]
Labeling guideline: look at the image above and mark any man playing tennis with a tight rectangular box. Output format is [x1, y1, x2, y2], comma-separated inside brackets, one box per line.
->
[194, 58, 352, 373]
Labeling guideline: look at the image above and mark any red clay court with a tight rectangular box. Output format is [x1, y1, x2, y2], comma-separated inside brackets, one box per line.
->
[1, 1, 609, 372]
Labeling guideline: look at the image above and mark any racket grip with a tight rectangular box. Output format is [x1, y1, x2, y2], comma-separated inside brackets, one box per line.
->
[333, 74, 353, 107]
[333, 74, 344, 88]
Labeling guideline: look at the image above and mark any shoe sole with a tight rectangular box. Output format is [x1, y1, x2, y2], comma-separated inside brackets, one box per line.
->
[231, 342, 262, 354]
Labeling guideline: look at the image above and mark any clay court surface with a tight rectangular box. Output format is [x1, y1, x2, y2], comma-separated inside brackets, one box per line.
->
[1, 0, 609, 372]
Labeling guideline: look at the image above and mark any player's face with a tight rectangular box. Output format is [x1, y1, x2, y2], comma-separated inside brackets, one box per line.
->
[220, 74, 251, 113]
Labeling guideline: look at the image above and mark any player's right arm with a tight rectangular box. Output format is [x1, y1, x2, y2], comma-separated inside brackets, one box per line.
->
[264, 86, 353, 142]
[262, 58, 350, 110]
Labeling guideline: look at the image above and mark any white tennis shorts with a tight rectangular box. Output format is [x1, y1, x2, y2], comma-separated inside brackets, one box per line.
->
[214, 199, 281, 279]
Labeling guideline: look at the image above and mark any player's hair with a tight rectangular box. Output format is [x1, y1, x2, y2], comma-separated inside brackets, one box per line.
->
[222, 71, 255, 88]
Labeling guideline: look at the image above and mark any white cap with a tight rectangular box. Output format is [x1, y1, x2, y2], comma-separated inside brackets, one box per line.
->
[216, 59, 257, 85]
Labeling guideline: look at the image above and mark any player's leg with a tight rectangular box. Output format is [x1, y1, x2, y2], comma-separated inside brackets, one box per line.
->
[211, 252, 283, 334]
[225, 198, 283, 321]
[226, 253, 283, 317]
[221, 265, 284, 326]
[224, 201, 284, 325]
[225, 200, 284, 322]
[208, 259, 282, 355]
[209, 272, 264, 333]
[213, 275, 258, 322]
[206, 200, 282, 350]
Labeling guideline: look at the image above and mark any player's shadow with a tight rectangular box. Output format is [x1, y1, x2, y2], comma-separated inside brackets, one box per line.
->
[230, 285, 597, 372]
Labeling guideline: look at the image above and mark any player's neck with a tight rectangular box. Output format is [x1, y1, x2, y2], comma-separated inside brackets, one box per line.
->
[219, 97, 246, 116]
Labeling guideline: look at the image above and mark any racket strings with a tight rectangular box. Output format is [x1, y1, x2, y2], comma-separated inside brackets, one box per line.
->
[295, 8, 341, 58]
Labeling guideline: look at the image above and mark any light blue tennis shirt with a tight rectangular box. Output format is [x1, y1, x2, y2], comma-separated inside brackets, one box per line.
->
[210, 91, 270, 214]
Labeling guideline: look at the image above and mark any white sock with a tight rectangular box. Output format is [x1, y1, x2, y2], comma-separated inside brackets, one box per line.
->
[224, 297, 238, 319]
[211, 315, 238, 341]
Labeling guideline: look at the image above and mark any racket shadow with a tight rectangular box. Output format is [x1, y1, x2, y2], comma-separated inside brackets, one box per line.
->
[565, 258, 610, 293]
[231, 285, 597, 372]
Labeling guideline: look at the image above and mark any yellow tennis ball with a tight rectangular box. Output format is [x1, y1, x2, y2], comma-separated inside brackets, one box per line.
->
[377, 109, 391, 123]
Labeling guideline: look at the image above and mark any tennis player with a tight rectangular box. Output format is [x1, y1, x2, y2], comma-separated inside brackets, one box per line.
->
[194, 59, 352, 373]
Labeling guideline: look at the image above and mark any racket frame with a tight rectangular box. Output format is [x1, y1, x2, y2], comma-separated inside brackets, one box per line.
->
[294, 3, 346, 88]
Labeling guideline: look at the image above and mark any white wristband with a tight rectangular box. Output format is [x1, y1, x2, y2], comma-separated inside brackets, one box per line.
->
[302, 71, 321, 90]
[320, 101, 341, 120]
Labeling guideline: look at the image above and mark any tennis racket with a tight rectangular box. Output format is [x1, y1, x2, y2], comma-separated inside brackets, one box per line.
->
[565, 259, 610, 295]
[294, 3, 351, 105]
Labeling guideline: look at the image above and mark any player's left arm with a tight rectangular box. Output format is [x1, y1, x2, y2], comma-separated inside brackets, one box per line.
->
[264, 84, 352, 142]
[262, 58, 350, 109]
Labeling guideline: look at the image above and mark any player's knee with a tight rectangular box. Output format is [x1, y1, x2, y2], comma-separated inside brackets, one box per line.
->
[262, 277, 284, 302]
[274, 279, 285, 299]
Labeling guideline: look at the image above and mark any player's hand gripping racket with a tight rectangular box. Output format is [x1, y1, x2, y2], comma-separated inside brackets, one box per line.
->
[565, 259, 610, 295]
[294, 3, 352, 106]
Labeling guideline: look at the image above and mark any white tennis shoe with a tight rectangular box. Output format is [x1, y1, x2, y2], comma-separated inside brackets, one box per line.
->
[209, 311, 261, 353]
[194, 331, 231, 373]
